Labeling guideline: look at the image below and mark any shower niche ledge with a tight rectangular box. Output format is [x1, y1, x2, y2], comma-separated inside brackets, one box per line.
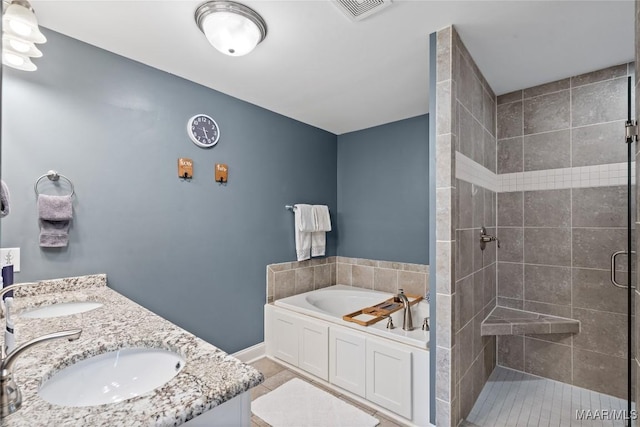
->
[481, 306, 580, 336]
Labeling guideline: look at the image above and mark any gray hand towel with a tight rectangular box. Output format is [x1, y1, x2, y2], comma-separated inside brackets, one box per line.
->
[38, 195, 73, 247]
[38, 194, 72, 220]
[0, 180, 10, 218]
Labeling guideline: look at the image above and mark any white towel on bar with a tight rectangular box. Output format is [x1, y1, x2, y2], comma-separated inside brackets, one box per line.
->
[294, 204, 313, 261]
[314, 205, 331, 231]
[311, 205, 331, 257]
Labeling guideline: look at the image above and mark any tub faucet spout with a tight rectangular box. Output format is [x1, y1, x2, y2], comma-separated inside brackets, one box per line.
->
[397, 289, 413, 331]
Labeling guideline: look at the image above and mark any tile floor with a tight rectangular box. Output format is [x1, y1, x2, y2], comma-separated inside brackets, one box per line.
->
[249, 359, 632, 426]
[249, 357, 408, 427]
[463, 367, 632, 427]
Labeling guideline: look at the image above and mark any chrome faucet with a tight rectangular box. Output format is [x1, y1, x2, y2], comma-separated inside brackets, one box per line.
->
[0, 329, 82, 418]
[397, 289, 414, 331]
[0, 283, 83, 418]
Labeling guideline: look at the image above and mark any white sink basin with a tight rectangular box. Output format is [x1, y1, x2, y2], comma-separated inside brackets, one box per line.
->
[20, 301, 103, 319]
[38, 347, 185, 407]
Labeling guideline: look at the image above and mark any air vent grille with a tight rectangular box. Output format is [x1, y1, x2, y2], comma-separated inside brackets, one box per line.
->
[332, 0, 393, 22]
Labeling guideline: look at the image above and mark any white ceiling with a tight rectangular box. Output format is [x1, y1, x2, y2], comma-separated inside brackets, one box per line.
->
[29, 0, 635, 135]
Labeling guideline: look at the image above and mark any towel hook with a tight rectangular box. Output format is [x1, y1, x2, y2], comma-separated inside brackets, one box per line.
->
[34, 170, 75, 197]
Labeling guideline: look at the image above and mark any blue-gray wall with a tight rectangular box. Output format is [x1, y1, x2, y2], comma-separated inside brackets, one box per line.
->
[336, 115, 429, 264]
[1, 29, 337, 353]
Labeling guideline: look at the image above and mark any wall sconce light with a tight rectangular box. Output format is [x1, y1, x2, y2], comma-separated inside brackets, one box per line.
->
[2, 0, 46, 71]
[195, 1, 267, 57]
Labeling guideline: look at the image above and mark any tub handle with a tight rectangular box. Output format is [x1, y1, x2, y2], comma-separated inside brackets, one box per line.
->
[385, 316, 395, 330]
[422, 317, 430, 331]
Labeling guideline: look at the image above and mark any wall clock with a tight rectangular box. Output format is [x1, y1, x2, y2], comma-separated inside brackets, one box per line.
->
[187, 114, 220, 148]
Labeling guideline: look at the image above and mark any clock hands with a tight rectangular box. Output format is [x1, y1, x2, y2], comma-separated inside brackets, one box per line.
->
[202, 127, 209, 140]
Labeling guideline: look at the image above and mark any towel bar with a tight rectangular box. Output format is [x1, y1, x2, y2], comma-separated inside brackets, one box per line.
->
[285, 205, 330, 211]
[34, 170, 75, 197]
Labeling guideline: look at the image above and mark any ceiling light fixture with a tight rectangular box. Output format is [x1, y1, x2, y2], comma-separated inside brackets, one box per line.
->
[3, 33, 41, 57]
[2, 0, 46, 71]
[2, 50, 35, 71]
[195, 1, 267, 57]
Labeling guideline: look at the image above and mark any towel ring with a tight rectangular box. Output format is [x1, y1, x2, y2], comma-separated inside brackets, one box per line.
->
[34, 170, 75, 197]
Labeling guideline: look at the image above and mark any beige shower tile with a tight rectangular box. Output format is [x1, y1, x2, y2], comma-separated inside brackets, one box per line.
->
[273, 270, 295, 300]
[295, 267, 314, 294]
[294, 259, 312, 269]
[336, 263, 352, 286]
[437, 295, 454, 349]
[356, 258, 377, 267]
[377, 260, 402, 270]
[330, 263, 336, 286]
[436, 241, 454, 294]
[436, 81, 452, 136]
[352, 265, 374, 289]
[403, 263, 428, 273]
[313, 264, 332, 289]
[436, 346, 452, 402]
[436, 26, 452, 82]
[398, 270, 426, 296]
[267, 268, 274, 301]
[435, 397, 452, 427]
[268, 262, 291, 272]
[373, 268, 397, 293]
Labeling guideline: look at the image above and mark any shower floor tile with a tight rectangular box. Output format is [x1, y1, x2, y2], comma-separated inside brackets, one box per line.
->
[463, 367, 633, 427]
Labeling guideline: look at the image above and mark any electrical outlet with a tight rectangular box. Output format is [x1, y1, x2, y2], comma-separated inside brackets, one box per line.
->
[0, 248, 20, 272]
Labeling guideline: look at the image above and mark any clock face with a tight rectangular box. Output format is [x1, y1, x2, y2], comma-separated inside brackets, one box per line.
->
[188, 114, 220, 148]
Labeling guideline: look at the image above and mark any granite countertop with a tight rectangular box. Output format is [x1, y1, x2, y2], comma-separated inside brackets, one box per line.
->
[0, 274, 264, 426]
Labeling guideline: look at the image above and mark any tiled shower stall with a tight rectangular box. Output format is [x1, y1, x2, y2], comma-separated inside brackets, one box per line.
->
[495, 63, 634, 399]
[435, 24, 639, 426]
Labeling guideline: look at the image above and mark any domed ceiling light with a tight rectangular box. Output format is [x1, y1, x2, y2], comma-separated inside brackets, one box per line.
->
[195, 1, 267, 57]
[2, 0, 46, 71]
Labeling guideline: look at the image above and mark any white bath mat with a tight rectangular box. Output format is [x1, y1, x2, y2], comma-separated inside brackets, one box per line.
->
[252, 378, 379, 427]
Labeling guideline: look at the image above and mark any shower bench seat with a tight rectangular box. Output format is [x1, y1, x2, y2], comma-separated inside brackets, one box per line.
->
[480, 306, 580, 336]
